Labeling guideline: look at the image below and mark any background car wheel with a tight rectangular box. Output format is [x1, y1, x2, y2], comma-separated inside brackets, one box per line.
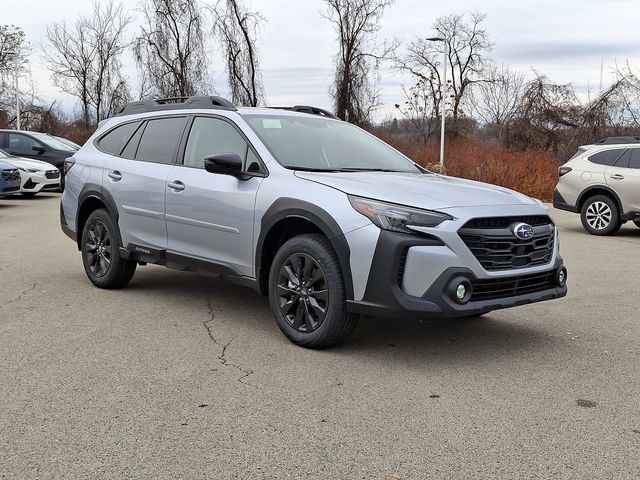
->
[81, 209, 136, 289]
[268, 233, 359, 349]
[580, 195, 621, 236]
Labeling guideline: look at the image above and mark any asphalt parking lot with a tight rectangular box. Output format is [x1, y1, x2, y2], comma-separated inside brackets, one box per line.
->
[1, 193, 638, 479]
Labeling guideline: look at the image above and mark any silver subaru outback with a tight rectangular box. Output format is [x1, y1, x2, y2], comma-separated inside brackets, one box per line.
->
[61, 96, 567, 348]
[553, 137, 640, 235]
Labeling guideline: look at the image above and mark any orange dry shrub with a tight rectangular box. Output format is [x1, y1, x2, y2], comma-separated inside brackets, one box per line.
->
[379, 134, 559, 201]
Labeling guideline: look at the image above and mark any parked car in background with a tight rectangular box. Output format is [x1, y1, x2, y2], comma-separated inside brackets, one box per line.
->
[52, 135, 81, 151]
[554, 136, 640, 235]
[0, 148, 61, 197]
[0, 129, 77, 189]
[61, 95, 568, 348]
[0, 160, 21, 198]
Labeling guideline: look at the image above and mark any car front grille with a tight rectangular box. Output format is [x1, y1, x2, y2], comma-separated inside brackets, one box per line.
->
[459, 216, 555, 271]
[470, 270, 558, 301]
[45, 170, 60, 179]
[1, 169, 20, 182]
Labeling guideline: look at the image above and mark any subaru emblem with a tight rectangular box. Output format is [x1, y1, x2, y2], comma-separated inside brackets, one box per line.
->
[513, 223, 534, 240]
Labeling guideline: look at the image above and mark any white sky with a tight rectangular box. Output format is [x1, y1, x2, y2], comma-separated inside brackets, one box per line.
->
[5, 0, 640, 120]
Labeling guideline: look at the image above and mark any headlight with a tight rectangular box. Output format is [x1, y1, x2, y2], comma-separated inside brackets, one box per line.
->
[17, 167, 39, 173]
[349, 196, 453, 234]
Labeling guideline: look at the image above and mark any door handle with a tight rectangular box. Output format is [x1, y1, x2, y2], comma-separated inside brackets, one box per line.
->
[168, 180, 185, 191]
[108, 170, 122, 181]
[610, 174, 624, 180]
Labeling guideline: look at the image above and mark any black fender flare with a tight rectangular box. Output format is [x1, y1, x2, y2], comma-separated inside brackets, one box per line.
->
[76, 183, 121, 248]
[255, 198, 354, 300]
[576, 184, 624, 214]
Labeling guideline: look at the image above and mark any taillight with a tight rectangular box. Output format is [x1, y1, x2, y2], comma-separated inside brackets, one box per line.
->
[559, 166, 572, 177]
[63, 157, 76, 174]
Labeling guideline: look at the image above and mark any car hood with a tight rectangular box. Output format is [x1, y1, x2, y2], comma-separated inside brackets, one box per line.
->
[294, 171, 537, 210]
[1, 157, 55, 171]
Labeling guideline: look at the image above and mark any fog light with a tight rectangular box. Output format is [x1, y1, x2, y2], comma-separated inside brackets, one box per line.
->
[558, 267, 567, 286]
[456, 284, 466, 300]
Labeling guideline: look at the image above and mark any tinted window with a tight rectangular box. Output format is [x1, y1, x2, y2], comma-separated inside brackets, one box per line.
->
[8, 133, 42, 152]
[98, 122, 140, 155]
[183, 117, 250, 169]
[629, 148, 640, 169]
[120, 122, 145, 159]
[136, 117, 187, 164]
[589, 149, 624, 166]
[615, 149, 631, 168]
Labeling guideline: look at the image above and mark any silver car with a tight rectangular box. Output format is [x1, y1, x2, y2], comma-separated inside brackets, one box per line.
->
[553, 137, 640, 235]
[61, 96, 567, 348]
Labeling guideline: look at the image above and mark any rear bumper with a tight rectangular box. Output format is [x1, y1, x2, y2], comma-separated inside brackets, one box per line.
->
[552, 188, 578, 213]
[60, 202, 76, 242]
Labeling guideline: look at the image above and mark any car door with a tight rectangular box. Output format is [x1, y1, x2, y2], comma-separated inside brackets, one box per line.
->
[605, 147, 640, 213]
[5, 132, 51, 162]
[102, 116, 188, 250]
[165, 115, 266, 277]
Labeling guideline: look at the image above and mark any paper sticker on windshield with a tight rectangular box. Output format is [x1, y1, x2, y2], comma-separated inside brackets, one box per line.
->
[263, 119, 282, 129]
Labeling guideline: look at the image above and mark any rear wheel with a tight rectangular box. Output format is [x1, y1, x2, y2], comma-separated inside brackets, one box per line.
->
[268, 234, 358, 349]
[81, 209, 136, 289]
[580, 195, 621, 236]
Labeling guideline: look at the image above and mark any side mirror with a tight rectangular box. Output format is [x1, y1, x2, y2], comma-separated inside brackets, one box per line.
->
[203, 153, 243, 176]
[32, 145, 45, 154]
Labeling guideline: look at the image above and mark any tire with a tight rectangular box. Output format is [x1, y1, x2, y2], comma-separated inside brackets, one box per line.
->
[20, 192, 37, 198]
[580, 195, 621, 236]
[268, 233, 359, 349]
[634, 221, 640, 229]
[81, 209, 136, 289]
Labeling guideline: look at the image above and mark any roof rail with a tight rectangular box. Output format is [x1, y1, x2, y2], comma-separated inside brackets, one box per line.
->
[597, 136, 640, 145]
[268, 105, 339, 120]
[116, 96, 237, 117]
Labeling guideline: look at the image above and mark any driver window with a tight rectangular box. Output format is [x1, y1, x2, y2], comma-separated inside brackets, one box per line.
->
[183, 117, 255, 170]
[8, 133, 42, 152]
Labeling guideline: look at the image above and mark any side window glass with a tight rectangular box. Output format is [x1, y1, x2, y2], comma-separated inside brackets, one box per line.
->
[614, 149, 631, 168]
[589, 149, 624, 166]
[8, 133, 41, 152]
[629, 149, 640, 169]
[135, 117, 187, 164]
[183, 117, 254, 170]
[98, 121, 141, 155]
[121, 122, 146, 159]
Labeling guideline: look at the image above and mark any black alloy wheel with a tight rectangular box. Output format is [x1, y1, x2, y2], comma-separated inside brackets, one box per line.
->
[276, 253, 329, 333]
[84, 220, 112, 278]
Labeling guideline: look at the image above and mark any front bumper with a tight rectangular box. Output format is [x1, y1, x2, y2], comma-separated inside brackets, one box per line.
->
[346, 210, 567, 319]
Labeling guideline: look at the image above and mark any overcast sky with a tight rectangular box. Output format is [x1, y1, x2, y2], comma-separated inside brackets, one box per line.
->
[5, 0, 640, 120]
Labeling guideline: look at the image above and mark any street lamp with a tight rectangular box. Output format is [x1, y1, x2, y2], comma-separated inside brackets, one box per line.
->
[427, 37, 447, 173]
[5, 50, 20, 130]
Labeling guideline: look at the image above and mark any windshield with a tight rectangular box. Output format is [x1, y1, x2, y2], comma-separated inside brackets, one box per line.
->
[54, 136, 80, 149]
[244, 114, 421, 173]
[29, 132, 76, 151]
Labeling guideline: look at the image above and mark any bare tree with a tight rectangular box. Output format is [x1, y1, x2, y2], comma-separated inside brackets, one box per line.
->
[211, 0, 265, 107]
[396, 11, 492, 123]
[322, 0, 396, 125]
[394, 80, 437, 146]
[134, 0, 208, 98]
[0, 25, 28, 127]
[44, 1, 131, 128]
[469, 64, 526, 140]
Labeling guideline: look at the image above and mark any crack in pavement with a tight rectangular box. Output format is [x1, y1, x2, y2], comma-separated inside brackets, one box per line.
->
[6, 282, 38, 305]
[203, 301, 256, 387]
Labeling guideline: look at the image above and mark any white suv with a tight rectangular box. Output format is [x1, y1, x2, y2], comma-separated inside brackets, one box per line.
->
[554, 137, 640, 235]
[61, 96, 567, 348]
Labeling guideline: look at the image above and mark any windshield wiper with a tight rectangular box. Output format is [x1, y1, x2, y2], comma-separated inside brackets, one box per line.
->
[286, 166, 346, 172]
[288, 166, 416, 173]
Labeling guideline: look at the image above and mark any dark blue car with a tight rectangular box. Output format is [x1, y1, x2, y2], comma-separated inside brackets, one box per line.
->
[0, 160, 21, 198]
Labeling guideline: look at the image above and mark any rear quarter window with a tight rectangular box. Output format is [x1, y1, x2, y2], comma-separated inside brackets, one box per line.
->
[98, 122, 141, 155]
[588, 149, 625, 166]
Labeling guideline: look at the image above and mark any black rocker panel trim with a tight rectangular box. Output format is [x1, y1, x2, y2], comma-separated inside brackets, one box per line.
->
[256, 198, 354, 300]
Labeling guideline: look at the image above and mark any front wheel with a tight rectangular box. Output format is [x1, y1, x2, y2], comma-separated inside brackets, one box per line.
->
[634, 221, 640, 229]
[81, 209, 136, 289]
[580, 195, 621, 236]
[268, 234, 358, 348]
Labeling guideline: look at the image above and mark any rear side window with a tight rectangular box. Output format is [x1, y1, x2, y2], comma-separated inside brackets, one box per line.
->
[628, 148, 640, 169]
[588, 148, 624, 166]
[98, 122, 140, 155]
[135, 117, 187, 164]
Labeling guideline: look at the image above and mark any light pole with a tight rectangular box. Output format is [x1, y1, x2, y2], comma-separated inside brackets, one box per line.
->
[5, 50, 20, 130]
[427, 37, 447, 173]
